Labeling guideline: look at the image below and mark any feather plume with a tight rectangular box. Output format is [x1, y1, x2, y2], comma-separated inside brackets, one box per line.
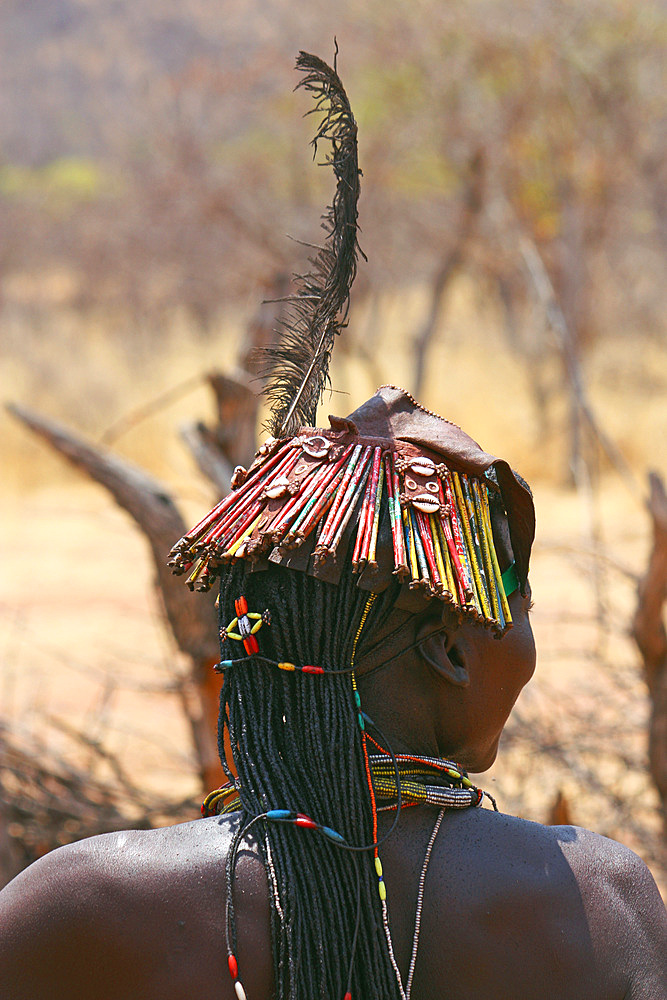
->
[258, 50, 362, 438]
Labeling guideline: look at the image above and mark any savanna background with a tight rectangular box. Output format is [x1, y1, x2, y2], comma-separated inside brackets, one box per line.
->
[1, 0, 666, 898]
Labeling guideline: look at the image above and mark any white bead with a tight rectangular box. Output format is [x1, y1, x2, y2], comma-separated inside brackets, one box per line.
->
[235, 981, 247, 1000]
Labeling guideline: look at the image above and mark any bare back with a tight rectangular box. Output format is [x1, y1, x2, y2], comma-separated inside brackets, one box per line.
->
[1, 809, 665, 1000]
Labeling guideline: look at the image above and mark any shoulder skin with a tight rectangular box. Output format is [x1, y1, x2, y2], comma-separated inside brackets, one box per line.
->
[0, 812, 665, 1000]
[382, 806, 667, 1000]
[0, 817, 272, 1000]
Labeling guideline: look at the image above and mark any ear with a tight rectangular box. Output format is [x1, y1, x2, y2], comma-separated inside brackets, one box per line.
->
[415, 620, 470, 688]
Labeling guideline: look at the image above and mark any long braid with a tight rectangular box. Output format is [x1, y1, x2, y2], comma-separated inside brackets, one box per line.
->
[218, 560, 403, 999]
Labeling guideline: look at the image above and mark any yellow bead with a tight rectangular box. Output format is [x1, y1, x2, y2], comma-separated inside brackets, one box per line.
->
[378, 880, 387, 901]
[278, 662, 296, 671]
[374, 857, 383, 877]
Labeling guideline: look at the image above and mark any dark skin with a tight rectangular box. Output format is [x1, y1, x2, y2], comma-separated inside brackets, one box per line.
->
[1, 588, 666, 999]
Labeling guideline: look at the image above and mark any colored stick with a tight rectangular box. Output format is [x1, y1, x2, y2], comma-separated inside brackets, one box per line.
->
[317, 444, 365, 548]
[478, 481, 512, 626]
[404, 508, 420, 584]
[415, 510, 441, 590]
[470, 478, 502, 624]
[328, 451, 374, 553]
[366, 457, 385, 566]
[353, 447, 383, 567]
[410, 508, 430, 585]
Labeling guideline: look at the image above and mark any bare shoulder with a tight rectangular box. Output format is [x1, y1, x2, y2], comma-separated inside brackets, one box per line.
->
[555, 822, 667, 999]
[0, 817, 272, 1000]
[414, 808, 667, 1000]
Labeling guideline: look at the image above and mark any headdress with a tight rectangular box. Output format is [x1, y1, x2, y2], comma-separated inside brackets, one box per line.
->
[169, 383, 533, 633]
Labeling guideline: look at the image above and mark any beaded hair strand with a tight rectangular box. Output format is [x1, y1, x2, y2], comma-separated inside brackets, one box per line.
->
[218, 560, 404, 1000]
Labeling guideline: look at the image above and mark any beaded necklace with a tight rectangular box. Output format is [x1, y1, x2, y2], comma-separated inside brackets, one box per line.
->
[203, 741, 493, 1000]
[202, 750, 492, 819]
[206, 594, 497, 1000]
[203, 751, 490, 1000]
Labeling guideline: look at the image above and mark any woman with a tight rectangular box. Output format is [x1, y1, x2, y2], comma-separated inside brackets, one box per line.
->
[1, 53, 664, 1000]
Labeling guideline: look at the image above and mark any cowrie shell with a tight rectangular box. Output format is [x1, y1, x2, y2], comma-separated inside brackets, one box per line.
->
[301, 436, 331, 459]
[425, 481, 439, 493]
[412, 494, 440, 514]
[265, 475, 290, 499]
[409, 457, 436, 477]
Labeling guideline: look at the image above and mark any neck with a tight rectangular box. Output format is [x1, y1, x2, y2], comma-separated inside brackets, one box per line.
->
[356, 674, 444, 761]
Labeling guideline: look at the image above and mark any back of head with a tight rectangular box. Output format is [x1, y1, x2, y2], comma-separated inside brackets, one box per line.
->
[171, 385, 534, 1000]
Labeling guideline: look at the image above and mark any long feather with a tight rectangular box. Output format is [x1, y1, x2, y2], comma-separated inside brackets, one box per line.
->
[258, 50, 362, 438]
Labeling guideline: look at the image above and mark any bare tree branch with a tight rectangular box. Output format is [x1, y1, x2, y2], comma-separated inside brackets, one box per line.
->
[206, 370, 259, 470]
[98, 373, 206, 446]
[180, 420, 234, 495]
[6, 403, 222, 791]
[413, 150, 485, 397]
[518, 235, 641, 498]
[632, 471, 667, 834]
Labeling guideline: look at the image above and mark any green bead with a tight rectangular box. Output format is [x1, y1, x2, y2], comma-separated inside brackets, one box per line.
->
[354, 691, 361, 708]
[358, 714, 365, 731]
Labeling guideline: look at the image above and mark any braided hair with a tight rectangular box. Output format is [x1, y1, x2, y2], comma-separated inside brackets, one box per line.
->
[218, 559, 403, 1000]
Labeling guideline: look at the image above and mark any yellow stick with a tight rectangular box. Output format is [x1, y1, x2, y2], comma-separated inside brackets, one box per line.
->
[479, 483, 512, 625]
[225, 513, 263, 557]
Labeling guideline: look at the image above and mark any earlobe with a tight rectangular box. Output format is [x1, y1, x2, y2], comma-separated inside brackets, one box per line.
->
[416, 621, 470, 688]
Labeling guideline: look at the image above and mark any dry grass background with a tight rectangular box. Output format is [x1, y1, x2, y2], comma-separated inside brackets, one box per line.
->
[1, 278, 666, 893]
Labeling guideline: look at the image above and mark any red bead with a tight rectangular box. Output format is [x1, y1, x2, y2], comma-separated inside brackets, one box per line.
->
[295, 814, 318, 830]
[301, 664, 324, 674]
[344, 993, 352, 1000]
[228, 954, 238, 979]
[235, 596, 249, 616]
[244, 634, 259, 655]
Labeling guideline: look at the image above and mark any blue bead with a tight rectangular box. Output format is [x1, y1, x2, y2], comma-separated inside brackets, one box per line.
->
[321, 826, 346, 844]
[354, 692, 361, 708]
[266, 809, 293, 821]
[358, 714, 365, 731]
[214, 660, 234, 673]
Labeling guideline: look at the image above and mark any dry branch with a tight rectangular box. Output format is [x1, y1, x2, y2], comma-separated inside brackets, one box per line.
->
[632, 471, 667, 833]
[518, 235, 639, 497]
[6, 403, 222, 792]
[178, 371, 258, 492]
[0, 722, 194, 888]
[207, 371, 259, 469]
[180, 420, 234, 495]
[98, 372, 206, 446]
[413, 150, 485, 397]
